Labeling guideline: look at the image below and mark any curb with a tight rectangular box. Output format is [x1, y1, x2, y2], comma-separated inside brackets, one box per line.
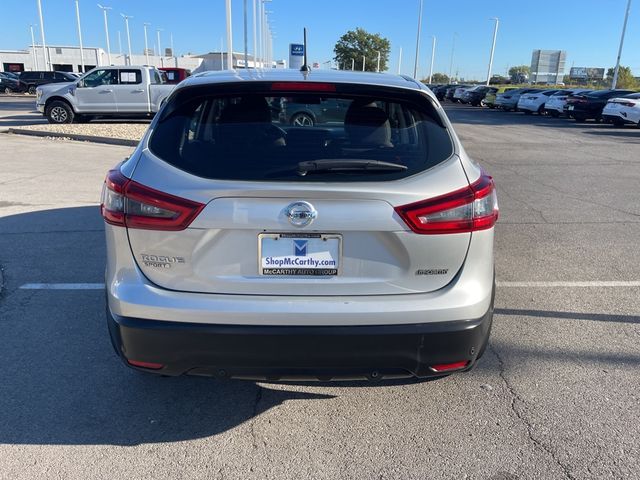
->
[6, 128, 138, 147]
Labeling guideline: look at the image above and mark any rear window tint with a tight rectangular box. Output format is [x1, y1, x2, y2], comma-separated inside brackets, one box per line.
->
[149, 89, 453, 182]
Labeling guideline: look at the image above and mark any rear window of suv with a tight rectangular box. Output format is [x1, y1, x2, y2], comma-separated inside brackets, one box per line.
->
[149, 84, 453, 182]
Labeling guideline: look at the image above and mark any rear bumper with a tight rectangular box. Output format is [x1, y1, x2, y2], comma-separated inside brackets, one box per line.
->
[107, 300, 494, 380]
[602, 113, 635, 124]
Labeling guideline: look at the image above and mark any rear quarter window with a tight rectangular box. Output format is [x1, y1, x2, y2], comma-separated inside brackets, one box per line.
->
[149, 86, 454, 182]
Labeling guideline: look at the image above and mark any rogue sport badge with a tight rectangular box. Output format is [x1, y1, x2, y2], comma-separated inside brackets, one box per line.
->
[285, 201, 317, 227]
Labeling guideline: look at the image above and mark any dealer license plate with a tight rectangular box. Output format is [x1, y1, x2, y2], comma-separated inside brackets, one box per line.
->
[259, 233, 341, 276]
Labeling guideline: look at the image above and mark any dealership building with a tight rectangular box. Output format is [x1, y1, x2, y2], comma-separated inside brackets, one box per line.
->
[1, 44, 202, 73]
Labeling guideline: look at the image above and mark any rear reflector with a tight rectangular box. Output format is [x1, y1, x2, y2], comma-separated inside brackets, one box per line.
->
[429, 361, 470, 373]
[270, 82, 336, 92]
[394, 174, 498, 234]
[101, 169, 205, 230]
[127, 359, 165, 370]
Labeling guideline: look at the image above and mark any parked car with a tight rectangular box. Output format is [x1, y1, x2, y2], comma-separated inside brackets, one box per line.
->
[564, 89, 635, 122]
[0, 72, 25, 93]
[544, 89, 592, 117]
[36, 66, 174, 124]
[482, 87, 517, 109]
[102, 70, 498, 380]
[278, 97, 351, 126]
[1, 71, 20, 80]
[461, 86, 498, 106]
[601, 92, 640, 127]
[453, 85, 473, 103]
[18, 70, 77, 94]
[516, 89, 560, 115]
[433, 84, 458, 101]
[445, 85, 469, 102]
[159, 67, 191, 84]
[495, 88, 539, 112]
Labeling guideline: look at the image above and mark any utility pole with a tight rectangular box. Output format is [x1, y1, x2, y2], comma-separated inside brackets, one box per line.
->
[486, 18, 499, 86]
[121, 14, 133, 65]
[97, 4, 112, 65]
[143, 23, 150, 65]
[74, 0, 85, 72]
[612, 0, 632, 89]
[225, 0, 232, 69]
[413, 0, 423, 78]
[29, 24, 39, 70]
[428, 36, 436, 83]
[36, 0, 50, 70]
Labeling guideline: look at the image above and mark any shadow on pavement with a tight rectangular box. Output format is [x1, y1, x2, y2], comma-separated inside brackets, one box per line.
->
[495, 307, 640, 325]
[0, 206, 335, 446]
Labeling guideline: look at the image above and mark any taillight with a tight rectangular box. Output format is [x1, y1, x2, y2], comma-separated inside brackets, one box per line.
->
[395, 174, 498, 234]
[100, 169, 205, 230]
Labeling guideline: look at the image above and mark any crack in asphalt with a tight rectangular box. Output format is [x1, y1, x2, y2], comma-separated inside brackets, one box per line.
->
[249, 385, 266, 454]
[489, 342, 575, 480]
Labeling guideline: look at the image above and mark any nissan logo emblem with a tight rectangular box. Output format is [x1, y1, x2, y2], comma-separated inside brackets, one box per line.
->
[285, 201, 317, 227]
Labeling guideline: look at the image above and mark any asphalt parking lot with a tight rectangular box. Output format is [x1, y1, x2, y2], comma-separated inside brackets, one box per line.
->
[0, 97, 638, 479]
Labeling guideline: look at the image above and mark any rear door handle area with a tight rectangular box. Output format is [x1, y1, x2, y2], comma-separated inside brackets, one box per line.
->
[132, 89, 145, 93]
[99, 89, 113, 93]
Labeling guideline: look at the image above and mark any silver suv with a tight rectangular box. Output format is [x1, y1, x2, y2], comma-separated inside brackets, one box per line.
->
[102, 69, 498, 380]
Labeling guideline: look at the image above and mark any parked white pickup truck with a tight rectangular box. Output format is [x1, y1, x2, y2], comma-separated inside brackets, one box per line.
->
[36, 66, 175, 124]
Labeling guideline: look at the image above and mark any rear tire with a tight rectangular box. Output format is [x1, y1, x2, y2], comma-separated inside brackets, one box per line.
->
[46, 100, 75, 124]
[28, 85, 37, 95]
[4, 87, 11, 94]
[537, 105, 545, 115]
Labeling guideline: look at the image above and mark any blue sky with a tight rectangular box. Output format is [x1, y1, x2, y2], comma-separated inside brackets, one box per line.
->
[3, 0, 638, 79]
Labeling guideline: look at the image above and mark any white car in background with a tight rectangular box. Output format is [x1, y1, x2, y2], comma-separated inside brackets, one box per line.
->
[517, 89, 559, 115]
[601, 92, 640, 127]
[544, 89, 592, 117]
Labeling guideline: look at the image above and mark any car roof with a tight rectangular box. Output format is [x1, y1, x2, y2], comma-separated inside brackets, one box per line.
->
[179, 69, 430, 95]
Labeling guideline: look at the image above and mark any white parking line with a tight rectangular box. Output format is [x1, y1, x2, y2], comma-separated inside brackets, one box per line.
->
[17, 281, 640, 290]
[497, 281, 640, 288]
[19, 283, 105, 290]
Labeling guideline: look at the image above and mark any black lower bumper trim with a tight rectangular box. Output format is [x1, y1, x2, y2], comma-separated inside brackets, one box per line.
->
[107, 304, 493, 380]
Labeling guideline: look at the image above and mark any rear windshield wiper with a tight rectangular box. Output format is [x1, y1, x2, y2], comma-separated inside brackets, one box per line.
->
[297, 159, 408, 176]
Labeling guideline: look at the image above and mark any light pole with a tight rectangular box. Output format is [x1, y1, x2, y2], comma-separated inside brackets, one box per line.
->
[243, 0, 249, 68]
[449, 32, 457, 81]
[121, 14, 133, 65]
[74, 0, 85, 72]
[486, 18, 499, 86]
[225, 0, 232, 69]
[351, 58, 354, 71]
[156, 28, 163, 65]
[117, 31, 122, 55]
[376, 51, 380, 72]
[97, 4, 112, 65]
[413, 0, 423, 78]
[362, 55, 365, 71]
[397, 47, 402, 74]
[36, 0, 50, 70]
[29, 24, 39, 70]
[612, 0, 632, 89]
[428, 36, 436, 83]
[252, 0, 257, 67]
[170, 33, 176, 66]
[143, 23, 150, 65]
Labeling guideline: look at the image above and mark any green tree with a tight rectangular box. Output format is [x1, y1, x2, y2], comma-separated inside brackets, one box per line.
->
[606, 66, 639, 89]
[509, 65, 530, 83]
[334, 28, 391, 72]
[428, 73, 450, 84]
